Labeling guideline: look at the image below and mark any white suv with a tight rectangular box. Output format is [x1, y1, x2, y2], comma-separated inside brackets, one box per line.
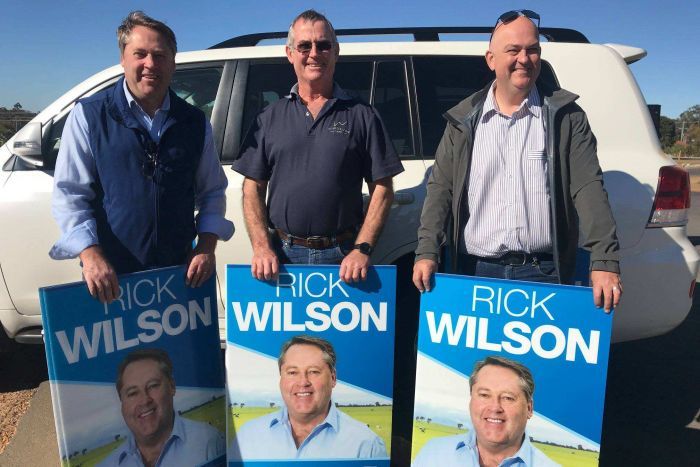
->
[1, 27, 696, 348]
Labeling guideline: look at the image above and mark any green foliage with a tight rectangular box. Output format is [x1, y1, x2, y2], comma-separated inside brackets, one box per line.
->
[679, 105, 700, 124]
[659, 116, 676, 149]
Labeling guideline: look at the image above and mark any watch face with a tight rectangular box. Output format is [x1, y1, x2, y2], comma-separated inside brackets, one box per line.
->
[356, 242, 373, 255]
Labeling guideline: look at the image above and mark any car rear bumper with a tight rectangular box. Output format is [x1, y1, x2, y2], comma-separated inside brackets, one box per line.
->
[611, 226, 699, 343]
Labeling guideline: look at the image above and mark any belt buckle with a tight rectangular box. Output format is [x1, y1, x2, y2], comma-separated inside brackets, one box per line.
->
[306, 236, 326, 249]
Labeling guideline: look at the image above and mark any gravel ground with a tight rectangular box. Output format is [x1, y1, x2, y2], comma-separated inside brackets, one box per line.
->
[0, 342, 48, 454]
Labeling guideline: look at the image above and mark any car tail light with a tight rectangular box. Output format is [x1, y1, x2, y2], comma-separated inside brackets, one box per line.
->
[647, 165, 690, 227]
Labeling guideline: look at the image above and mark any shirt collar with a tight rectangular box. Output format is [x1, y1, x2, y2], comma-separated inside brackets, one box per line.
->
[272, 400, 340, 433]
[286, 83, 353, 101]
[118, 413, 181, 464]
[462, 430, 535, 466]
[508, 433, 535, 466]
[482, 82, 541, 121]
[122, 79, 171, 114]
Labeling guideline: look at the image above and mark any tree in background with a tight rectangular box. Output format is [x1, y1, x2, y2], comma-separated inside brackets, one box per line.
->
[679, 105, 700, 124]
[659, 116, 676, 150]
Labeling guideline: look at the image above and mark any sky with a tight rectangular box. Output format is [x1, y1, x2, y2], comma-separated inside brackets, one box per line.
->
[1, 0, 697, 118]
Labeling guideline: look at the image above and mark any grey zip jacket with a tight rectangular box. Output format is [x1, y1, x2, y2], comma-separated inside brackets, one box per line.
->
[415, 81, 620, 283]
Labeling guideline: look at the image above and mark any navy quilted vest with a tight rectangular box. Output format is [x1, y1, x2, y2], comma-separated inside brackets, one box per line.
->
[79, 77, 205, 273]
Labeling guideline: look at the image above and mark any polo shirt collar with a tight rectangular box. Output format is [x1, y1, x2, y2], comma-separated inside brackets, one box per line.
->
[287, 82, 353, 101]
[482, 82, 541, 121]
[122, 79, 171, 115]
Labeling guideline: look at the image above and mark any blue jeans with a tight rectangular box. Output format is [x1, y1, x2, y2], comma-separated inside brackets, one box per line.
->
[273, 236, 351, 265]
[473, 259, 560, 284]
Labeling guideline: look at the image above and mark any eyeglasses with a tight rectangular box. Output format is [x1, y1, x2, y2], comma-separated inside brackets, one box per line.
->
[494, 9, 540, 30]
[291, 40, 334, 54]
[142, 141, 158, 179]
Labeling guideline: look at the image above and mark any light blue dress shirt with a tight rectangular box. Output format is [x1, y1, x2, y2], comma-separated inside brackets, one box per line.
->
[229, 402, 388, 461]
[96, 414, 225, 467]
[50, 80, 234, 260]
[412, 430, 560, 467]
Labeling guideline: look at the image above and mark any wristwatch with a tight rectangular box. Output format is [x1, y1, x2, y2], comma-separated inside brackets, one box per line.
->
[353, 242, 373, 255]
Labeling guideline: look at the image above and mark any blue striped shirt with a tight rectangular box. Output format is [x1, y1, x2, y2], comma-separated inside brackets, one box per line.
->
[464, 84, 551, 257]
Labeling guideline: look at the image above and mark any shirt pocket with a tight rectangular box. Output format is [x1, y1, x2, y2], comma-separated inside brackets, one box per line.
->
[527, 149, 547, 160]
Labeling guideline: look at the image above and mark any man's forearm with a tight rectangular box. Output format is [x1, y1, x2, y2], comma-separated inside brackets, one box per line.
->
[356, 178, 394, 245]
[242, 178, 272, 250]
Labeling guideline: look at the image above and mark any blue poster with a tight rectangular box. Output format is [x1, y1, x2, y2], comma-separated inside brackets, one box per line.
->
[225, 265, 396, 467]
[411, 274, 612, 467]
[40, 266, 225, 467]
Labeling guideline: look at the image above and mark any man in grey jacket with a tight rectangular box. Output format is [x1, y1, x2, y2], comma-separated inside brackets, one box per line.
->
[412, 10, 622, 312]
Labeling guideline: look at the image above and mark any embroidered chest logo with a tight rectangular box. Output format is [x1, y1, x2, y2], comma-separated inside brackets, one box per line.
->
[328, 121, 350, 135]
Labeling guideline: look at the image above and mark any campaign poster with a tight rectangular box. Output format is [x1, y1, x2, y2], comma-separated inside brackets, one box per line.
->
[40, 266, 226, 467]
[411, 274, 613, 467]
[225, 265, 395, 467]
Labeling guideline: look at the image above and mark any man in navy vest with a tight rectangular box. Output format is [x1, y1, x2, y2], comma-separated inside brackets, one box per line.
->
[50, 11, 234, 303]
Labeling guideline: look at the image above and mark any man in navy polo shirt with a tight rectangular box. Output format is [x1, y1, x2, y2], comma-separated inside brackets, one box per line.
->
[233, 9, 404, 283]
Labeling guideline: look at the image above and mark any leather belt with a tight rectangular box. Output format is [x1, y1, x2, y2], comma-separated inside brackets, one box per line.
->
[274, 229, 356, 250]
[474, 252, 554, 266]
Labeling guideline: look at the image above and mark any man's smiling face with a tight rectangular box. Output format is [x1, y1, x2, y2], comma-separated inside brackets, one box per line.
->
[119, 358, 176, 446]
[469, 364, 533, 455]
[120, 25, 175, 111]
[486, 16, 541, 97]
[286, 19, 338, 89]
[279, 344, 336, 425]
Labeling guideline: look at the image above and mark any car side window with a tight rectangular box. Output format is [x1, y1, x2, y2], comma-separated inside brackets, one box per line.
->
[40, 66, 224, 171]
[413, 56, 558, 158]
[373, 60, 414, 157]
[170, 66, 224, 120]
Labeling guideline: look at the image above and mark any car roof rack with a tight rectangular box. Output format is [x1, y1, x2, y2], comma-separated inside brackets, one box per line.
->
[209, 26, 589, 49]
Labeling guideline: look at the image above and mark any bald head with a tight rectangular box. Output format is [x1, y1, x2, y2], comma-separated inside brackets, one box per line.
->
[486, 16, 541, 102]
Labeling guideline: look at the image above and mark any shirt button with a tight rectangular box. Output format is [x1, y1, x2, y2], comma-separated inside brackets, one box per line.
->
[305, 112, 310, 117]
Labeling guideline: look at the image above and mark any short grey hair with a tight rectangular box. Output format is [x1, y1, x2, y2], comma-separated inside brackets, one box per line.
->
[278, 335, 337, 374]
[469, 356, 535, 402]
[117, 10, 177, 55]
[286, 9, 338, 48]
[116, 348, 174, 398]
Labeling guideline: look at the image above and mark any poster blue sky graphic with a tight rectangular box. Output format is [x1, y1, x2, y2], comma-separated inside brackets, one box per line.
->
[412, 274, 613, 464]
[225, 265, 395, 466]
[40, 266, 225, 465]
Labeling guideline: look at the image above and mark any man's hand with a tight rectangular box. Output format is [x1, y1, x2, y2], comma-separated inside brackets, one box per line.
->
[591, 270, 622, 313]
[413, 259, 438, 293]
[340, 249, 371, 283]
[251, 246, 279, 281]
[79, 246, 119, 304]
[186, 233, 218, 287]
[242, 177, 279, 281]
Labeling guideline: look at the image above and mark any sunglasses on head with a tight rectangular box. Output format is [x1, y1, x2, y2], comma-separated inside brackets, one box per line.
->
[292, 40, 334, 54]
[494, 9, 540, 29]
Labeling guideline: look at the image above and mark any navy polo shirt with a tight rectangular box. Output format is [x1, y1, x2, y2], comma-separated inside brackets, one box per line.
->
[233, 84, 404, 237]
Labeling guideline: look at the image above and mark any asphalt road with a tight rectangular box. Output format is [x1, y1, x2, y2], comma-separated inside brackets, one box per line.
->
[1, 173, 700, 465]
